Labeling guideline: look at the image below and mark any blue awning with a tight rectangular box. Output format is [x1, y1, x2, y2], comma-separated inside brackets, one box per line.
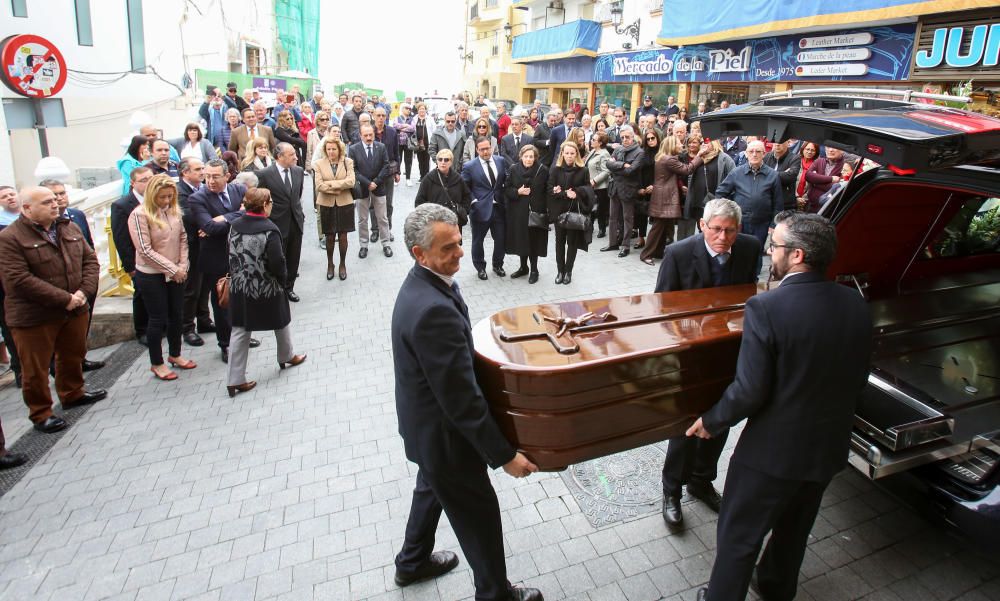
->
[656, 0, 992, 45]
[512, 19, 602, 63]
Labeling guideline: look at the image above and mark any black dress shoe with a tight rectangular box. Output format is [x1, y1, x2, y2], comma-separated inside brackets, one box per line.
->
[600, 245, 620, 252]
[394, 550, 460, 587]
[197, 322, 217, 334]
[370, 231, 379, 243]
[597, 229, 607, 238]
[528, 271, 539, 284]
[358, 247, 369, 259]
[0, 453, 27, 470]
[14, 372, 22, 388]
[65, 389, 107, 407]
[34, 416, 67, 434]
[249, 338, 261, 348]
[686, 481, 722, 513]
[510, 586, 545, 601]
[493, 266, 506, 277]
[184, 332, 205, 347]
[81, 359, 105, 372]
[383, 246, 393, 258]
[286, 290, 300, 302]
[554, 272, 564, 285]
[221, 348, 229, 364]
[510, 267, 529, 279]
[618, 248, 630, 258]
[696, 587, 708, 601]
[662, 496, 683, 528]
[563, 272, 572, 285]
[477, 270, 488, 281]
[137, 335, 148, 346]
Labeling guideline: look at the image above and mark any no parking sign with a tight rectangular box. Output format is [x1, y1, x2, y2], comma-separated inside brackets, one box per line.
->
[1, 34, 68, 98]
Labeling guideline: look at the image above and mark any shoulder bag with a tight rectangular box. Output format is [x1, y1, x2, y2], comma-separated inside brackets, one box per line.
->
[557, 196, 590, 231]
[216, 275, 231, 309]
[437, 171, 468, 226]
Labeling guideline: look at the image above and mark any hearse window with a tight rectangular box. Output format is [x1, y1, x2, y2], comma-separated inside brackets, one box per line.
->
[926, 196, 1000, 258]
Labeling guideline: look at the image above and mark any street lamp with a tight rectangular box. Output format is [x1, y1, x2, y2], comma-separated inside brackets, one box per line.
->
[503, 22, 525, 44]
[457, 45, 473, 63]
[610, 1, 640, 48]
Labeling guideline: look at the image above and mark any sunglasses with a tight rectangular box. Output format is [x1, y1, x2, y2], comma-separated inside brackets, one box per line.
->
[437, 158, 451, 163]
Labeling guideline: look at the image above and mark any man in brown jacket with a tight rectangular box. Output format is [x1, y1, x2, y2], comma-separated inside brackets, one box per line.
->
[228, 108, 277, 161]
[0, 187, 107, 433]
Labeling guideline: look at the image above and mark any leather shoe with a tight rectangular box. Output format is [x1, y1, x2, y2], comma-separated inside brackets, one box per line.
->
[197, 322, 216, 334]
[493, 266, 506, 277]
[278, 354, 307, 370]
[65, 389, 107, 408]
[554, 272, 564, 284]
[510, 267, 529, 279]
[0, 453, 27, 470]
[81, 359, 105, 372]
[528, 271, 539, 284]
[617, 248, 630, 258]
[394, 550, 459, 587]
[221, 348, 229, 364]
[597, 229, 607, 238]
[510, 586, 544, 601]
[687, 481, 722, 513]
[477, 270, 488, 280]
[383, 246, 393, 258]
[286, 290, 300, 302]
[34, 416, 67, 434]
[184, 332, 205, 347]
[696, 588, 707, 601]
[137, 334, 148, 346]
[563, 272, 572, 285]
[370, 231, 379, 243]
[249, 338, 261, 348]
[662, 495, 683, 528]
[600, 245, 620, 252]
[358, 247, 369, 259]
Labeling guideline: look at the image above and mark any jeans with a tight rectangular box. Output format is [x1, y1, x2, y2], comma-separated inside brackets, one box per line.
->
[133, 272, 184, 365]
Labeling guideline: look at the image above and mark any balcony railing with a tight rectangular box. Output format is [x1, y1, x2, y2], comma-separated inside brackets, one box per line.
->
[68, 180, 132, 296]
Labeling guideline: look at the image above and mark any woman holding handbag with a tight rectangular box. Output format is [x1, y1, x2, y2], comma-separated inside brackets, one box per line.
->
[504, 145, 550, 284]
[411, 102, 436, 182]
[548, 141, 594, 285]
[413, 148, 471, 233]
[313, 138, 356, 281]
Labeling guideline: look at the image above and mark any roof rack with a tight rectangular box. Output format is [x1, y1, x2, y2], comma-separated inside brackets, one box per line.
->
[759, 88, 970, 104]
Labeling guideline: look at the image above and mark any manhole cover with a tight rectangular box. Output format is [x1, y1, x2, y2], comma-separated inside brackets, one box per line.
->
[564, 445, 667, 526]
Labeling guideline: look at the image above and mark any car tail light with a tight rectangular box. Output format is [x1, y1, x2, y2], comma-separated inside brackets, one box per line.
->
[866, 144, 883, 155]
[888, 165, 916, 175]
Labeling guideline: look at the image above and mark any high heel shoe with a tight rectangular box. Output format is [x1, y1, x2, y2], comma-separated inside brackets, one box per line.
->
[151, 366, 177, 381]
[339, 265, 347, 281]
[278, 354, 307, 370]
[634, 238, 645, 249]
[554, 272, 564, 285]
[326, 265, 335, 280]
[226, 381, 257, 397]
[168, 357, 197, 370]
[563, 272, 572, 285]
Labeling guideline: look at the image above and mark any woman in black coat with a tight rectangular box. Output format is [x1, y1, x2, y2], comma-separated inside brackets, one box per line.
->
[634, 127, 660, 249]
[547, 141, 594, 285]
[274, 110, 308, 167]
[226, 188, 306, 397]
[413, 148, 471, 232]
[504, 144, 549, 284]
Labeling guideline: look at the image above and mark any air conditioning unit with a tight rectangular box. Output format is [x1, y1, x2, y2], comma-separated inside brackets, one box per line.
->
[550, 1, 564, 9]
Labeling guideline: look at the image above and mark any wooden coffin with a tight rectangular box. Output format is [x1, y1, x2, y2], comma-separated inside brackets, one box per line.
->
[473, 284, 756, 471]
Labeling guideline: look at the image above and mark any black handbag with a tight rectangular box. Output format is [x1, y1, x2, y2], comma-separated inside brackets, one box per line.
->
[528, 211, 550, 230]
[557, 198, 590, 231]
[437, 171, 468, 226]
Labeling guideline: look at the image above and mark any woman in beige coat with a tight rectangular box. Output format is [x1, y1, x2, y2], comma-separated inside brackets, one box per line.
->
[313, 138, 356, 280]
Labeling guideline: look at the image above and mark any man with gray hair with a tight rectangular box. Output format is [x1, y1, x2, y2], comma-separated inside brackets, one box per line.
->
[604, 125, 644, 257]
[691, 211, 871, 601]
[716, 139, 783, 273]
[653, 197, 762, 528]
[392, 204, 543, 601]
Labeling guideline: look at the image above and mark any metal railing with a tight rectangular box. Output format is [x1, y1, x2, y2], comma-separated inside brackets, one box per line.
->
[67, 179, 130, 296]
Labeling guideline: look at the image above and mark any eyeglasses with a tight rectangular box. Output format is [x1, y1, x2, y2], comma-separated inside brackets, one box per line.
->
[445, 120, 456, 124]
[437, 158, 451, 163]
[205, 174, 227, 180]
[705, 225, 739, 236]
[767, 242, 793, 252]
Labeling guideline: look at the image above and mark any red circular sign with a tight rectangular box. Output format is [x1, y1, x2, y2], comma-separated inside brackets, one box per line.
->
[1, 34, 68, 98]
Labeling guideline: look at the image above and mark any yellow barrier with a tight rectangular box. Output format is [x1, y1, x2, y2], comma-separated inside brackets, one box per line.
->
[101, 215, 135, 297]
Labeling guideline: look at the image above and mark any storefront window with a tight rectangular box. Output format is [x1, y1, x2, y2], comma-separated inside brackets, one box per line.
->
[527, 89, 549, 104]
[641, 84, 679, 115]
[564, 87, 590, 115]
[596, 84, 632, 114]
[690, 84, 774, 112]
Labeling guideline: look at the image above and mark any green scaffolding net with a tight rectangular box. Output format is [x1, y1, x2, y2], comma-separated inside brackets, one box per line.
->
[275, 0, 320, 76]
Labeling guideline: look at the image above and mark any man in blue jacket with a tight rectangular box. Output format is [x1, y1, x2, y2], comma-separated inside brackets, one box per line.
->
[462, 137, 507, 281]
[716, 140, 782, 274]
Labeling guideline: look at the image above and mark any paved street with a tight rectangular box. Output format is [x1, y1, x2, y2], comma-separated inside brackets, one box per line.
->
[0, 181, 998, 601]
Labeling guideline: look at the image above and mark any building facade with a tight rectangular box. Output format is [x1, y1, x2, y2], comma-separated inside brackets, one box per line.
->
[462, 0, 529, 102]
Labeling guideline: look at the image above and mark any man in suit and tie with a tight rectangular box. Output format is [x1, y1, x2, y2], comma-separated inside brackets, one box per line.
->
[392, 203, 543, 601]
[690, 211, 871, 601]
[654, 199, 762, 529]
[462, 136, 507, 281]
[188, 159, 247, 363]
[257, 143, 306, 302]
[176, 158, 214, 346]
[547, 110, 575, 167]
[228, 108, 277, 161]
[110, 167, 152, 345]
[532, 110, 559, 167]
[499, 116, 531, 166]
[348, 124, 393, 258]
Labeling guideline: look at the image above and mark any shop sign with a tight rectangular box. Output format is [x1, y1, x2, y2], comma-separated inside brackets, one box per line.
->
[252, 76, 288, 107]
[911, 10, 1000, 80]
[595, 24, 914, 83]
[1, 34, 67, 98]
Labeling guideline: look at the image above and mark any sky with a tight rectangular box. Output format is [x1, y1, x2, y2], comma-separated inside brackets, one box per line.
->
[318, 0, 467, 98]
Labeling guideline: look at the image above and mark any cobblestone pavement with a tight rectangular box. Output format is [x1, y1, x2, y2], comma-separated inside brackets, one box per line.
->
[1, 180, 998, 601]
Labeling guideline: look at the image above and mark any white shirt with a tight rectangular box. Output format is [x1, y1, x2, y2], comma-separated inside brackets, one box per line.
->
[480, 157, 496, 182]
[704, 239, 729, 259]
[421, 265, 454, 287]
[181, 142, 201, 160]
[778, 270, 809, 286]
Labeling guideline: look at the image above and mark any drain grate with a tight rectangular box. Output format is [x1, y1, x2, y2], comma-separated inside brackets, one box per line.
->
[0, 340, 146, 497]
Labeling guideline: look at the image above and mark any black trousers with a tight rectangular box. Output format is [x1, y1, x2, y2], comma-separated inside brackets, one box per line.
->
[396, 466, 509, 601]
[661, 429, 730, 498]
[0, 287, 20, 376]
[416, 150, 431, 180]
[594, 188, 610, 232]
[283, 224, 303, 290]
[402, 147, 414, 179]
[707, 464, 829, 601]
[133, 272, 184, 365]
[132, 284, 149, 339]
[204, 271, 232, 349]
[471, 214, 506, 272]
[182, 270, 212, 334]
[554, 227, 583, 273]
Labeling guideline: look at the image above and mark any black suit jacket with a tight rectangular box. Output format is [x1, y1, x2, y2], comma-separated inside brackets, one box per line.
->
[392, 266, 516, 472]
[499, 132, 532, 166]
[176, 180, 205, 270]
[348, 141, 391, 197]
[548, 124, 569, 167]
[655, 233, 761, 293]
[257, 164, 305, 239]
[110, 192, 141, 273]
[188, 183, 246, 275]
[701, 271, 872, 482]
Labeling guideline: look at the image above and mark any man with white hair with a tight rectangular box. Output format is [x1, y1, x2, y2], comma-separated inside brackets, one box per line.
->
[715, 139, 783, 273]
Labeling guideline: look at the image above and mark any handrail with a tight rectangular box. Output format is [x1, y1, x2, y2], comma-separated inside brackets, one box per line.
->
[759, 88, 971, 104]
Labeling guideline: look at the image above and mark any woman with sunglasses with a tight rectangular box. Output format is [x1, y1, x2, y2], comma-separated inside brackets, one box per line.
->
[461, 118, 498, 164]
[305, 111, 332, 175]
[414, 148, 471, 233]
[634, 128, 661, 250]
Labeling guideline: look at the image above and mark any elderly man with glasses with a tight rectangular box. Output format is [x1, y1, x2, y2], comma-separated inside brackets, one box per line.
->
[715, 139, 783, 274]
[653, 198, 762, 529]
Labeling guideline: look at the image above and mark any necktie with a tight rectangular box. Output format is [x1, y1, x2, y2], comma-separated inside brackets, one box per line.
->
[716, 252, 730, 266]
[486, 160, 496, 188]
[366, 145, 372, 160]
[515, 135, 520, 146]
[451, 281, 460, 295]
[220, 190, 231, 211]
[283, 168, 292, 194]
[249, 127, 256, 140]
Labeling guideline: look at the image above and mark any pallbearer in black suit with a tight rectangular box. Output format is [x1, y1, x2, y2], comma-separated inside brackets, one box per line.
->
[654, 198, 761, 529]
[256, 143, 305, 302]
[392, 204, 543, 601]
[691, 212, 872, 601]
